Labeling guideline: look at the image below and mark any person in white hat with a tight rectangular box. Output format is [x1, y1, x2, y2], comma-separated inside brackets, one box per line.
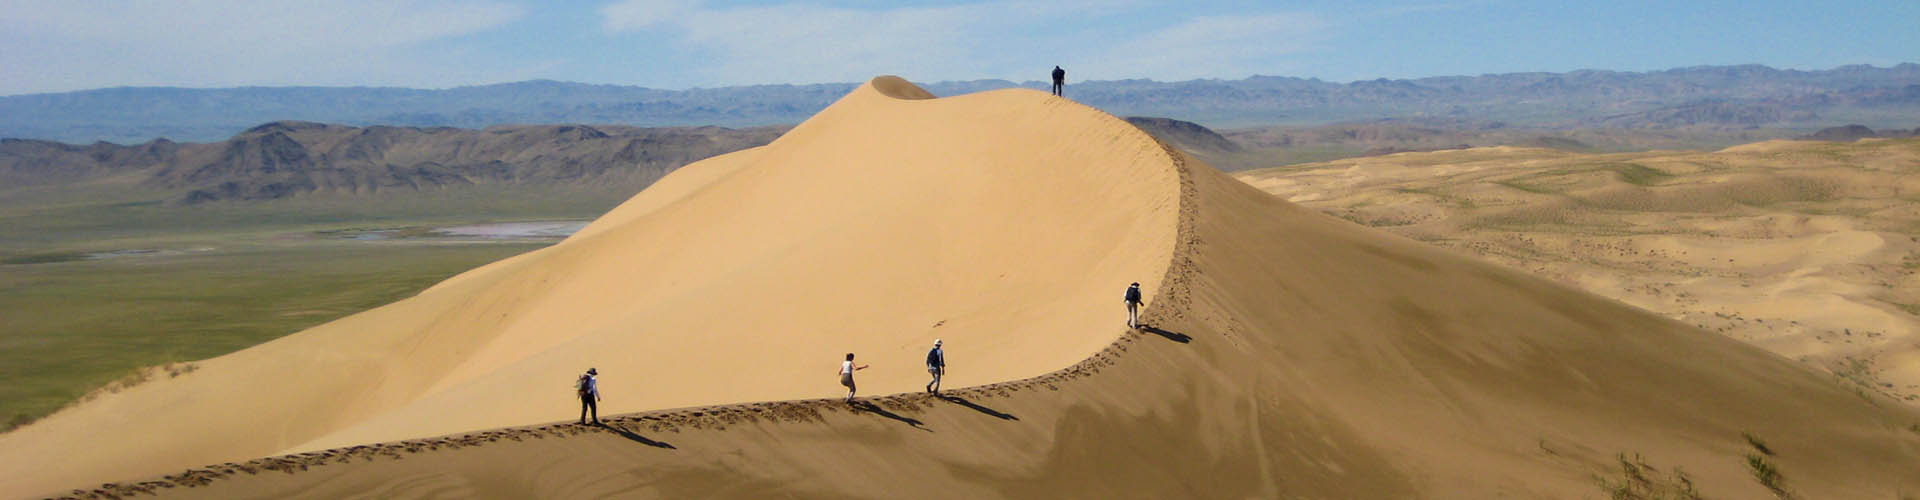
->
[925, 339, 946, 394]
[576, 367, 601, 425]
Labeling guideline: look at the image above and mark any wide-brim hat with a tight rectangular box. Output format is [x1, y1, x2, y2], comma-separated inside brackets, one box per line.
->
[587, 368, 597, 375]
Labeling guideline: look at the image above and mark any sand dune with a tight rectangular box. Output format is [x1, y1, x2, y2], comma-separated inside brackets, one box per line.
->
[1236, 139, 1920, 404]
[1, 76, 1179, 497]
[13, 79, 1920, 499]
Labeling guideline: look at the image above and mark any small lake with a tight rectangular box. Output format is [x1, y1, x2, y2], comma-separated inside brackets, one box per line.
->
[320, 220, 591, 241]
[435, 221, 589, 239]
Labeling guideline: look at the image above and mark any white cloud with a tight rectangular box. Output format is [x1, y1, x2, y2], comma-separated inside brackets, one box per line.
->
[1103, 13, 1326, 81]
[602, 0, 698, 31]
[595, 0, 1312, 86]
[0, 0, 524, 94]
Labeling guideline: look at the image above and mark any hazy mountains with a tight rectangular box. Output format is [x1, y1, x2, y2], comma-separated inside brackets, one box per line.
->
[5, 64, 1917, 144]
[0, 122, 785, 203]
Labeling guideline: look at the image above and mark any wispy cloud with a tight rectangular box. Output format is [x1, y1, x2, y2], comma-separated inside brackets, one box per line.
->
[1103, 13, 1326, 81]
[598, 0, 1319, 85]
[0, 0, 524, 94]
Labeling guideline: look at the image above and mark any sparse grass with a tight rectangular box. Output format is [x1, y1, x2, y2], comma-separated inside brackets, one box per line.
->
[1889, 302, 1920, 317]
[1594, 453, 1704, 500]
[1742, 431, 1774, 456]
[0, 252, 90, 265]
[1496, 180, 1560, 195]
[1605, 163, 1673, 186]
[1746, 454, 1791, 499]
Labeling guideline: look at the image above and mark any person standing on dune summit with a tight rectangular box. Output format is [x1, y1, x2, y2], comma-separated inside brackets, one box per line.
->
[839, 353, 870, 403]
[1125, 282, 1143, 328]
[1051, 66, 1066, 96]
[576, 368, 601, 425]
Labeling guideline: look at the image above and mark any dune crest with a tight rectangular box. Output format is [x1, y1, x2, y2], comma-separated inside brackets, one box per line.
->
[0, 77, 1182, 497]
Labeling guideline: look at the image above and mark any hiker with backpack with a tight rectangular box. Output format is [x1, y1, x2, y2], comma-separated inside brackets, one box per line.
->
[1124, 282, 1143, 328]
[839, 353, 870, 403]
[925, 339, 946, 394]
[1051, 66, 1066, 96]
[576, 368, 601, 425]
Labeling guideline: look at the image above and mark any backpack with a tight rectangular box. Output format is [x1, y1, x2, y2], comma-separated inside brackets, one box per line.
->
[574, 374, 590, 394]
[926, 348, 943, 367]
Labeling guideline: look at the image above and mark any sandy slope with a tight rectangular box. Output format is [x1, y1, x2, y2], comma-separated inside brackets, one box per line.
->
[1236, 140, 1920, 404]
[0, 76, 1180, 497]
[37, 79, 1920, 499]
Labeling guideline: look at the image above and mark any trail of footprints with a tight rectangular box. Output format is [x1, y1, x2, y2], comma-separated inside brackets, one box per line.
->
[52, 322, 1178, 500]
[55, 131, 1206, 500]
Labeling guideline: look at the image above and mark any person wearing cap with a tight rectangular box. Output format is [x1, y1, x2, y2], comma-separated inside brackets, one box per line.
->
[839, 353, 870, 403]
[1124, 282, 1144, 328]
[925, 339, 946, 394]
[577, 367, 602, 425]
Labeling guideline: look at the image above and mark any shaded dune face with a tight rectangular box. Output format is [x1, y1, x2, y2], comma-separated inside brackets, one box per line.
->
[0, 76, 1181, 496]
[14, 79, 1920, 499]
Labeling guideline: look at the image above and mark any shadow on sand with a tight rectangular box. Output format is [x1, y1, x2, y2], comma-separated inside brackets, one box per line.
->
[1139, 324, 1192, 343]
[599, 422, 677, 449]
[850, 401, 930, 431]
[935, 394, 1018, 421]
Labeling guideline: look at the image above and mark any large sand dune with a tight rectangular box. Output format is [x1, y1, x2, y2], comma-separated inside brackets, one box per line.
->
[1, 76, 1179, 497]
[11, 79, 1920, 499]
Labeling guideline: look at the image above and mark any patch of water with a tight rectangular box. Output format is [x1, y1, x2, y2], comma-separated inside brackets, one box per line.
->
[433, 221, 589, 239]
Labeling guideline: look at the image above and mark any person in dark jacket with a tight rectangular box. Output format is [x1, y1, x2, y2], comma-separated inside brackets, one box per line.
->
[925, 339, 946, 394]
[1051, 66, 1066, 96]
[577, 367, 601, 425]
[1124, 282, 1143, 328]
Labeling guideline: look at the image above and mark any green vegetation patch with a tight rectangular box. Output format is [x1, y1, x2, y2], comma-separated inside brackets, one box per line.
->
[0, 242, 544, 431]
[1, 252, 91, 265]
[1604, 163, 1673, 186]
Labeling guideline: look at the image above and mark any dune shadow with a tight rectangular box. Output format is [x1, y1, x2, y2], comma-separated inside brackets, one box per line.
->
[1139, 324, 1192, 343]
[598, 422, 676, 449]
[935, 394, 1017, 421]
[849, 401, 930, 431]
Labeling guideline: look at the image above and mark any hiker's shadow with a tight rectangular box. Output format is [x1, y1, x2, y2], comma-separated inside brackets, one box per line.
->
[1139, 324, 1192, 343]
[850, 401, 931, 431]
[935, 394, 1017, 421]
[599, 422, 676, 449]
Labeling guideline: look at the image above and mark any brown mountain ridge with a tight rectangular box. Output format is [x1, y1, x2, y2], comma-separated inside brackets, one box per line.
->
[0, 122, 788, 204]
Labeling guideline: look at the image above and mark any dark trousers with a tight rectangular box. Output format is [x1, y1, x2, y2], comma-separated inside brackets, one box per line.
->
[1052, 81, 1063, 96]
[580, 394, 598, 423]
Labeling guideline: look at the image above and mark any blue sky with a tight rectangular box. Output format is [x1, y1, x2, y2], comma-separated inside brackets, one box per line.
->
[2, 0, 1915, 96]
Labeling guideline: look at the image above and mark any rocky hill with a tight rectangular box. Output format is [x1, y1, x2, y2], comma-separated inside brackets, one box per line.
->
[1802, 124, 1920, 141]
[0, 122, 786, 203]
[5, 63, 1916, 144]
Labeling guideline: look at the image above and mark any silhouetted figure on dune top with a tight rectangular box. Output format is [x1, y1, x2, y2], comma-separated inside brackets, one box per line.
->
[1052, 66, 1066, 96]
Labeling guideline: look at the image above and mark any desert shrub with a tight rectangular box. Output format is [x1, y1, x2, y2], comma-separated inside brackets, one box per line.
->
[1746, 454, 1791, 499]
[1595, 453, 1704, 500]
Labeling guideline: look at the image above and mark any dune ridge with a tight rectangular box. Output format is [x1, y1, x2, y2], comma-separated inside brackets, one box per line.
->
[16, 78, 1920, 499]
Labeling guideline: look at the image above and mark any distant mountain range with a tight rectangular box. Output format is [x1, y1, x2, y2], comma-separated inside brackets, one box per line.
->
[0, 116, 1249, 204]
[0, 122, 785, 203]
[4, 64, 1916, 144]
